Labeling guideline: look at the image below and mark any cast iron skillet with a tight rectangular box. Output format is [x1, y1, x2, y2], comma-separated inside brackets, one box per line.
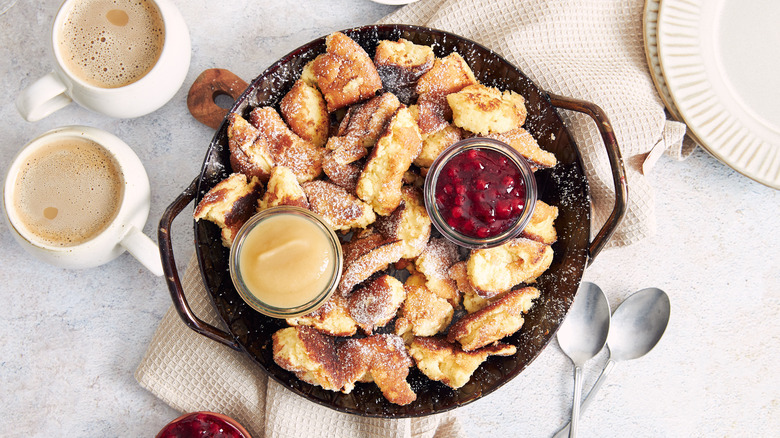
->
[159, 24, 627, 418]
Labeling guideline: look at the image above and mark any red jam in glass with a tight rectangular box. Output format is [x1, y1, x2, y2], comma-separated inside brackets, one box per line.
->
[158, 412, 247, 438]
[435, 148, 526, 238]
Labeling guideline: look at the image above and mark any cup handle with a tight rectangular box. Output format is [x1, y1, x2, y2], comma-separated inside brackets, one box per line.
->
[16, 72, 73, 122]
[120, 226, 164, 276]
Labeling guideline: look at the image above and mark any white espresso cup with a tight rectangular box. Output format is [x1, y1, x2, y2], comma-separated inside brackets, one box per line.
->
[3, 126, 163, 276]
[16, 0, 190, 121]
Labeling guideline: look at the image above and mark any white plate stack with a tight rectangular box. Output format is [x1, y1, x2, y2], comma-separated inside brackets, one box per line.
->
[644, 0, 780, 189]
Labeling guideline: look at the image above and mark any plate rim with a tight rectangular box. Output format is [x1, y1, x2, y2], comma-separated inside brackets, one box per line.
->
[656, 0, 780, 189]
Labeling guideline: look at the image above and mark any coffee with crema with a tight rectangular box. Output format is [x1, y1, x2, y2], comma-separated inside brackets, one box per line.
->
[57, 0, 165, 88]
[12, 137, 124, 247]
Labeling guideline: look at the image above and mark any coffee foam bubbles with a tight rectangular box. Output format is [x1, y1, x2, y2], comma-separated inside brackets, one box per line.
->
[58, 0, 165, 88]
[13, 138, 124, 247]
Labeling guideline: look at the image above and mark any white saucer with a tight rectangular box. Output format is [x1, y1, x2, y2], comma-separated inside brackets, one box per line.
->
[642, 0, 682, 121]
[657, 0, 780, 189]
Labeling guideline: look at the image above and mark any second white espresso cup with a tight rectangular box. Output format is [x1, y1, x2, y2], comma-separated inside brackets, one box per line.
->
[3, 126, 163, 276]
[16, 0, 190, 121]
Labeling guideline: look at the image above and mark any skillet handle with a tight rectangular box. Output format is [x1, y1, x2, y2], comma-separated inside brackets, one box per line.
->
[547, 93, 628, 265]
[158, 177, 241, 351]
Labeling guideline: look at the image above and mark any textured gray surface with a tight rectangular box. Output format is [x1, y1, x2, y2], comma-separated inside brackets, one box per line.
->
[0, 0, 778, 436]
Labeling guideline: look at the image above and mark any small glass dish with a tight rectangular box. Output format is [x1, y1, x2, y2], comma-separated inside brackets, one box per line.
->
[156, 411, 251, 438]
[423, 137, 537, 249]
[229, 206, 342, 319]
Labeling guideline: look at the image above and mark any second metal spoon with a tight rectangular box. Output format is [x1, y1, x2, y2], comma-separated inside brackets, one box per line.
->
[553, 287, 671, 438]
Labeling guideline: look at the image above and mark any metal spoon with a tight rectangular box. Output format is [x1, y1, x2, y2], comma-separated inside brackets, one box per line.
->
[553, 287, 671, 438]
[556, 282, 611, 438]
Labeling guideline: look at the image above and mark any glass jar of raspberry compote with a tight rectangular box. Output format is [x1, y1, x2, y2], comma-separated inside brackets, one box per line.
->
[423, 137, 537, 249]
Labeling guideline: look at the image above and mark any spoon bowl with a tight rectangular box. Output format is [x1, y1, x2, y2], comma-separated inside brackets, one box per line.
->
[608, 287, 670, 361]
[553, 287, 671, 438]
[556, 282, 611, 438]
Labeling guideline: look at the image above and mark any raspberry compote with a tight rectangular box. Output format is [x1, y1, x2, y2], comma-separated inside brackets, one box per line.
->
[435, 147, 526, 238]
[157, 412, 249, 438]
[424, 138, 537, 248]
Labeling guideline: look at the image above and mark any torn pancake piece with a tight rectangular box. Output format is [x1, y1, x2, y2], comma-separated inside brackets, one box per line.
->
[272, 326, 344, 392]
[356, 106, 422, 216]
[409, 337, 516, 389]
[395, 284, 454, 338]
[447, 286, 540, 351]
[227, 113, 274, 182]
[302, 180, 376, 231]
[338, 230, 404, 295]
[466, 237, 554, 297]
[258, 165, 309, 210]
[193, 173, 264, 247]
[341, 334, 416, 405]
[348, 274, 406, 335]
[313, 31, 383, 112]
[447, 84, 527, 136]
[280, 79, 329, 148]
[285, 293, 357, 337]
[249, 107, 323, 183]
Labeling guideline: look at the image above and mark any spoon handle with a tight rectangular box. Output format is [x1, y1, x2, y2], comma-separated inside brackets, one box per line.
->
[554, 359, 618, 438]
[569, 365, 584, 438]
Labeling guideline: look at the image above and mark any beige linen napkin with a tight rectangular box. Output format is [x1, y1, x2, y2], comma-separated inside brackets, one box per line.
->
[137, 0, 693, 435]
[136, 255, 465, 438]
[379, 0, 694, 247]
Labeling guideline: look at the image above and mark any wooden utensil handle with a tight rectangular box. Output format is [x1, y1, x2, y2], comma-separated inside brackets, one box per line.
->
[187, 68, 248, 130]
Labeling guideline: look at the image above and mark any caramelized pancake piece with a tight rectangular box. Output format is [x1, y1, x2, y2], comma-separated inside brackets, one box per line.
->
[415, 238, 461, 307]
[272, 326, 344, 391]
[448, 261, 508, 313]
[280, 80, 329, 148]
[313, 32, 383, 112]
[409, 93, 451, 135]
[322, 93, 402, 190]
[299, 59, 318, 87]
[348, 274, 406, 335]
[374, 38, 434, 104]
[193, 173, 263, 247]
[415, 53, 477, 97]
[375, 187, 431, 259]
[286, 293, 357, 337]
[466, 238, 554, 297]
[302, 180, 376, 231]
[249, 107, 323, 183]
[336, 92, 402, 149]
[339, 231, 404, 295]
[409, 337, 516, 389]
[404, 271, 427, 287]
[341, 334, 416, 405]
[414, 124, 464, 168]
[258, 166, 309, 210]
[486, 128, 557, 170]
[227, 113, 274, 182]
[395, 285, 454, 337]
[356, 106, 423, 215]
[321, 150, 363, 191]
[447, 287, 540, 351]
[521, 200, 559, 244]
[447, 84, 527, 135]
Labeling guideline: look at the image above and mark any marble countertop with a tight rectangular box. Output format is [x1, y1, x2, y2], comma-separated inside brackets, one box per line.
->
[1, 0, 778, 436]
